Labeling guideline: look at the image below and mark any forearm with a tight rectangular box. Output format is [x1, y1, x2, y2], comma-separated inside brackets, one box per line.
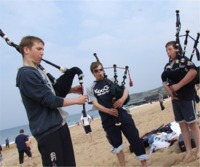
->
[121, 88, 129, 103]
[63, 98, 79, 106]
[162, 82, 173, 96]
[170, 68, 197, 93]
[63, 95, 86, 106]
[93, 101, 110, 114]
[92, 100, 118, 117]
[177, 68, 197, 89]
[113, 88, 129, 108]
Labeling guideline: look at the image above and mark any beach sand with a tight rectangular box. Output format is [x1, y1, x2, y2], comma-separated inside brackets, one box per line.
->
[1, 96, 200, 167]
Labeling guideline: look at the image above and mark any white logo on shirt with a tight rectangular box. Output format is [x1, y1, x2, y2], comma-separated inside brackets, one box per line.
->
[50, 152, 56, 162]
[94, 85, 109, 96]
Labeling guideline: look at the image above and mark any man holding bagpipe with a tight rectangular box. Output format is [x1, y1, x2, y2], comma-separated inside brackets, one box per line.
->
[87, 60, 149, 167]
[16, 36, 88, 167]
[161, 41, 200, 161]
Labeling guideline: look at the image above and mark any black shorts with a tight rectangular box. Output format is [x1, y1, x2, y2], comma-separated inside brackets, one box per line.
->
[84, 125, 92, 134]
[38, 124, 76, 167]
[172, 99, 197, 123]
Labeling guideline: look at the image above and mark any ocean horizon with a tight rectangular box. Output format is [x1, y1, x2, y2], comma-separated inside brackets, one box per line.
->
[0, 110, 100, 146]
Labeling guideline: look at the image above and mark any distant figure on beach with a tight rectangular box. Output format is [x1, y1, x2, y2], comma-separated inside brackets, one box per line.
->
[158, 92, 165, 110]
[5, 138, 9, 148]
[87, 61, 149, 167]
[0, 144, 3, 167]
[16, 35, 87, 166]
[80, 113, 93, 142]
[15, 129, 32, 166]
[161, 41, 200, 161]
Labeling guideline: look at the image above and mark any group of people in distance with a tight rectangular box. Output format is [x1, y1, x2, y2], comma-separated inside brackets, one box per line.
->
[6, 34, 199, 167]
[0, 129, 33, 167]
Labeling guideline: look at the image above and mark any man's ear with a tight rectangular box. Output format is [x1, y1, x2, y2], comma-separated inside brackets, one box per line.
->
[23, 46, 30, 54]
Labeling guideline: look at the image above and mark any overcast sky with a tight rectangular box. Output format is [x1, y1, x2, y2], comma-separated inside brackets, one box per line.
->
[0, 0, 199, 130]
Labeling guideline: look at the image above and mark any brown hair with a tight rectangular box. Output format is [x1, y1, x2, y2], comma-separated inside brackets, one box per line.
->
[19, 36, 44, 56]
[90, 61, 103, 73]
[19, 129, 24, 133]
[165, 41, 177, 49]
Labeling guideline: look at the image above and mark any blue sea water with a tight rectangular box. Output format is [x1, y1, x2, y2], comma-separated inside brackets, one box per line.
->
[0, 110, 100, 146]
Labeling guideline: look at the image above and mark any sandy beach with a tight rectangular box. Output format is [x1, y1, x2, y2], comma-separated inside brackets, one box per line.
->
[1, 95, 200, 167]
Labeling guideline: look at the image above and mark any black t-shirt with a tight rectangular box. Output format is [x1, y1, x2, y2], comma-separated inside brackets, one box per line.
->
[91, 79, 122, 129]
[162, 57, 196, 100]
[93, 79, 113, 108]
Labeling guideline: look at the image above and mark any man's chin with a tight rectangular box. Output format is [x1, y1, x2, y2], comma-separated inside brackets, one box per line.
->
[97, 76, 104, 80]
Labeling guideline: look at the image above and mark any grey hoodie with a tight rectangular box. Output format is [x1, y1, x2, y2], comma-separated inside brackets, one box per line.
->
[16, 66, 64, 142]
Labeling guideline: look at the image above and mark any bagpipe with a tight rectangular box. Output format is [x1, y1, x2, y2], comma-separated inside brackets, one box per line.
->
[0, 29, 87, 117]
[161, 10, 200, 86]
[93, 53, 133, 126]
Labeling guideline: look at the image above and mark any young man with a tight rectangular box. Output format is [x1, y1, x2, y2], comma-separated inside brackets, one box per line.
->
[87, 61, 149, 167]
[15, 129, 32, 166]
[161, 41, 200, 161]
[16, 36, 88, 167]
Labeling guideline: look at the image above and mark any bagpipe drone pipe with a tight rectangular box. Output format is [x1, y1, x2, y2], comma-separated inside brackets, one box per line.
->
[161, 10, 200, 86]
[93, 53, 133, 126]
[0, 29, 84, 98]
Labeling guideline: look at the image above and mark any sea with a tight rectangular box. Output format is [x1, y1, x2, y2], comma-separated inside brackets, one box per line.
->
[0, 109, 100, 146]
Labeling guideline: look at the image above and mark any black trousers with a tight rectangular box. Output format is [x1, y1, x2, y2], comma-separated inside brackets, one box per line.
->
[18, 148, 32, 164]
[105, 110, 146, 156]
[38, 124, 76, 167]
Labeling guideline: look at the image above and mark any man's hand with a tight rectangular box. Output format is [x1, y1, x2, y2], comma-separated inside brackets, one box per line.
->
[108, 108, 119, 117]
[113, 98, 124, 108]
[77, 94, 88, 104]
[69, 85, 83, 94]
[170, 83, 180, 95]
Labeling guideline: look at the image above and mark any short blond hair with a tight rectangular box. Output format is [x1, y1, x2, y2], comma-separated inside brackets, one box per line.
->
[19, 36, 44, 56]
